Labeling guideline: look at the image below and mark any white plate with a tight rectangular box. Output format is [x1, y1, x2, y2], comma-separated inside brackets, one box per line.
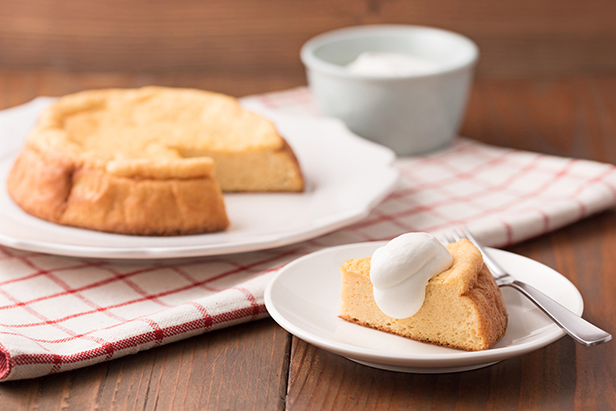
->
[0, 98, 398, 259]
[265, 242, 584, 373]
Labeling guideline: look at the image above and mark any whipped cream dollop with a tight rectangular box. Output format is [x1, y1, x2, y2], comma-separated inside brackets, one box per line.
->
[370, 233, 453, 319]
[346, 52, 438, 77]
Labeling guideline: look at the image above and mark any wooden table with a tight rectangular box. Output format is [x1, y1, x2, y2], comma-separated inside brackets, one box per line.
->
[0, 70, 615, 410]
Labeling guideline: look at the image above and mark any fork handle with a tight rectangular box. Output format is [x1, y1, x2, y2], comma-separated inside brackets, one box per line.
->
[503, 281, 612, 346]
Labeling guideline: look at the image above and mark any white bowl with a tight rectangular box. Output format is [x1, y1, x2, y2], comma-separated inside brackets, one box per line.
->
[300, 25, 479, 156]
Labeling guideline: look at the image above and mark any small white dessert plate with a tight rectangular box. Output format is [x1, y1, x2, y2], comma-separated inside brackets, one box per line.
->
[0, 98, 398, 259]
[264, 242, 584, 373]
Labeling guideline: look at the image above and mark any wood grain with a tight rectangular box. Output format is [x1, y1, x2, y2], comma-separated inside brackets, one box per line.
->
[0, 68, 306, 108]
[286, 337, 579, 410]
[0, 319, 291, 410]
[461, 77, 616, 163]
[0, 0, 616, 77]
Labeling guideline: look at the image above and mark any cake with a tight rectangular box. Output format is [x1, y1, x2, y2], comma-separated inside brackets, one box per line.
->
[339, 238, 508, 351]
[7, 87, 304, 235]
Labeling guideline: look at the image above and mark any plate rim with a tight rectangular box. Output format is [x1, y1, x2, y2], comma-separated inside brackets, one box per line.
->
[264, 241, 583, 370]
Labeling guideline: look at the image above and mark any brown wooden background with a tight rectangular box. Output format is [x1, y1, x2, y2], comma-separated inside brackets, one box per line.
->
[0, 0, 615, 80]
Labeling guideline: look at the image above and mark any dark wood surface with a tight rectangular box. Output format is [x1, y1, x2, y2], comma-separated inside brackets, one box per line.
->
[1, 0, 616, 77]
[0, 71, 615, 410]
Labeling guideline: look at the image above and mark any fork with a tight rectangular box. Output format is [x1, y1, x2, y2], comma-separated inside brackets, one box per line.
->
[438, 226, 612, 347]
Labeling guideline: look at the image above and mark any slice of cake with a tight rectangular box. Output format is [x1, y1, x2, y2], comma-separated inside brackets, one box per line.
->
[7, 86, 304, 236]
[339, 234, 508, 351]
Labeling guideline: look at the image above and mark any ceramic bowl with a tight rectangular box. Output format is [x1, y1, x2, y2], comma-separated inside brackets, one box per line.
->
[300, 25, 479, 156]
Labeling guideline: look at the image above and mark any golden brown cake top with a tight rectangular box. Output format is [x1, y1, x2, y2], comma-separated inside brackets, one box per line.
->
[27, 86, 284, 179]
[429, 239, 484, 293]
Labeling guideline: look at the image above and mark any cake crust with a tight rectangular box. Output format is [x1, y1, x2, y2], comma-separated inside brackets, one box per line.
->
[339, 239, 508, 351]
[7, 144, 229, 235]
[7, 86, 304, 235]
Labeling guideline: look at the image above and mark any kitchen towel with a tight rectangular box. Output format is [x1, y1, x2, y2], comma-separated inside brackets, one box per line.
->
[1, 87, 615, 381]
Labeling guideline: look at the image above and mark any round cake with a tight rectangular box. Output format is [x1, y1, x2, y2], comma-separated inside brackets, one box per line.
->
[7, 87, 304, 235]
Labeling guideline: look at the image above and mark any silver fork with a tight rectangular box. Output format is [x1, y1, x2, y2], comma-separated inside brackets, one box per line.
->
[438, 226, 612, 347]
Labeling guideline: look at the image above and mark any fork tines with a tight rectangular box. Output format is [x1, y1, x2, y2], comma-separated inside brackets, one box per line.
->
[436, 228, 463, 245]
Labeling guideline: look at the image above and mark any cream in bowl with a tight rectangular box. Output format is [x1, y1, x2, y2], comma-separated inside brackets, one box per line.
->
[300, 25, 479, 156]
[346, 52, 439, 77]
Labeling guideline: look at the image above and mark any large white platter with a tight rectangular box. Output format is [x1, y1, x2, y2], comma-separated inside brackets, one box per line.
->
[0, 98, 398, 259]
[265, 242, 584, 373]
